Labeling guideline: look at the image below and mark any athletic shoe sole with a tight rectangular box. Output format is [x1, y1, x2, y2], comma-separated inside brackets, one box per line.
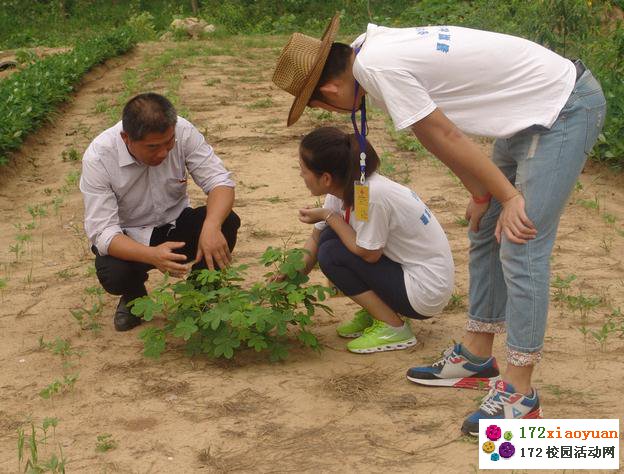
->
[463, 407, 543, 436]
[406, 375, 499, 389]
[337, 331, 363, 338]
[348, 337, 417, 353]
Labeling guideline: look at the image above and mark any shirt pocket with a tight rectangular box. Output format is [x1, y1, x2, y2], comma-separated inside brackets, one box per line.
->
[166, 177, 188, 202]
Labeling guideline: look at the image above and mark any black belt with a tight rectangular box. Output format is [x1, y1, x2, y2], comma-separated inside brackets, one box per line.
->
[572, 59, 586, 81]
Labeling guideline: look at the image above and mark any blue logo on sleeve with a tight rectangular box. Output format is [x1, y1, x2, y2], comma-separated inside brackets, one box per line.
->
[436, 27, 451, 53]
[420, 208, 432, 225]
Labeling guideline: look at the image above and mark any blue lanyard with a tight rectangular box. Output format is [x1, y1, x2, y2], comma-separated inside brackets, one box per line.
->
[351, 45, 367, 184]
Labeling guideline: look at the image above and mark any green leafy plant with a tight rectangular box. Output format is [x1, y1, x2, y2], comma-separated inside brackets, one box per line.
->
[17, 420, 66, 473]
[0, 26, 137, 166]
[95, 434, 117, 453]
[551, 273, 576, 305]
[70, 286, 104, 332]
[60, 148, 80, 162]
[131, 247, 333, 361]
[39, 374, 79, 400]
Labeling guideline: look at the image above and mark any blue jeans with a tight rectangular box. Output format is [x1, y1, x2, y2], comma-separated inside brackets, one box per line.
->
[467, 68, 606, 366]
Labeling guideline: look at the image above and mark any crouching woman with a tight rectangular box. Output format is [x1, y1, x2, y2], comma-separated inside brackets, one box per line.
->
[295, 127, 454, 353]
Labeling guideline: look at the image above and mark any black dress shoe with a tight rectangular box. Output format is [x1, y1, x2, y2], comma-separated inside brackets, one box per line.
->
[113, 296, 142, 332]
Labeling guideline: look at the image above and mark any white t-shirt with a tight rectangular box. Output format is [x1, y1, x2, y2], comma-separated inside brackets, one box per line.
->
[352, 25, 576, 138]
[315, 173, 454, 316]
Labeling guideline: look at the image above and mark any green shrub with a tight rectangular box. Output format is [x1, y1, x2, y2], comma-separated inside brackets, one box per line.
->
[0, 26, 137, 165]
[130, 247, 333, 362]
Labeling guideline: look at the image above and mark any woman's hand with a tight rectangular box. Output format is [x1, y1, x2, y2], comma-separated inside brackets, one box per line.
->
[495, 194, 537, 244]
[465, 199, 491, 233]
[298, 207, 329, 224]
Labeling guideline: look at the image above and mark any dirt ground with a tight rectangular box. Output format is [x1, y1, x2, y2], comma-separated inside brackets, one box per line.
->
[0, 37, 623, 473]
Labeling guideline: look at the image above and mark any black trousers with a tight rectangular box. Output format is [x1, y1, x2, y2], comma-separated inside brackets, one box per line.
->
[93, 207, 240, 300]
[317, 228, 427, 320]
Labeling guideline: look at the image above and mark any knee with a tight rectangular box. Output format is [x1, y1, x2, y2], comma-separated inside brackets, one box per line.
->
[222, 211, 241, 251]
[95, 259, 145, 296]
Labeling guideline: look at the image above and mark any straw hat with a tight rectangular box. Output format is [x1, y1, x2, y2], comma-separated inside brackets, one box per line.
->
[272, 13, 341, 126]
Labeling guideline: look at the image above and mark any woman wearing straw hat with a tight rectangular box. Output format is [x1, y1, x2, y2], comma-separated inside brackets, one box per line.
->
[271, 14, 606, 435]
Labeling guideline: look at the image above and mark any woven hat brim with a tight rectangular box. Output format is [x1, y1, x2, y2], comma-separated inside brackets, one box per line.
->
[287, 13, 341, 127]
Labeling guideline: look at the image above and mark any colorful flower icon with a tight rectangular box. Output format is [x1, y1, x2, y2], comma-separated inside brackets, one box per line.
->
[504, 431, 513, 441]
[486, 424, 502, 441]
[490, 453, 500, 461]
[482, 441, 496, 454]
[499, 441, 516, 459]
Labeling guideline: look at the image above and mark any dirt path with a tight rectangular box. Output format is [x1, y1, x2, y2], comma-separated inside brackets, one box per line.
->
[0, 37, 623, 473]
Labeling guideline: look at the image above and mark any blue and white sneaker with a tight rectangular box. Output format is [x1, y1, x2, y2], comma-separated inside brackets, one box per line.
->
[462, 379, 543, 436]
[406, 343, 500, 389]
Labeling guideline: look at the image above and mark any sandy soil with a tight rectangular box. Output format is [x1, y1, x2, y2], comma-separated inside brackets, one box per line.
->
[0, 37, 622, 473]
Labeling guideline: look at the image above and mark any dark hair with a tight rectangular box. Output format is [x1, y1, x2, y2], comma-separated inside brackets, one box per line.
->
[310, 42, 353, 103]
[122, 93, 177, 141]
[300, 127, 379, 208]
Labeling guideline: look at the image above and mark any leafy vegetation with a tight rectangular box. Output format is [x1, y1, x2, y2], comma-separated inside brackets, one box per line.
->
[130, 246, 333, 361]
[0, 1, 621, 167]
[0, 26, 137, 165]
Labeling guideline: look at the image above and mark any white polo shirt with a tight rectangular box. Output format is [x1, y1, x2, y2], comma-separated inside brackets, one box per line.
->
[316, 173, 454, 316]
[80, 117, 235, 256]
[352, 24, 576, 138]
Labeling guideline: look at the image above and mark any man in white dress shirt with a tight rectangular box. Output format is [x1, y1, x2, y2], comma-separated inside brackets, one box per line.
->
[80, 93, 240, 331]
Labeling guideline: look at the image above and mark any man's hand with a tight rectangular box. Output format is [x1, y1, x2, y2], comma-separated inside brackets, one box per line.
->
[150, 241, 192, 277]
[196, 225, 231, 270]
[495, 194, 537, 244]
[299, 207, 329, 224]
[465, 199, 491, 233]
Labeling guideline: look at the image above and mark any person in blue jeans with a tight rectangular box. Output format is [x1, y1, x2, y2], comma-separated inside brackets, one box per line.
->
[272, 14, 607, 434]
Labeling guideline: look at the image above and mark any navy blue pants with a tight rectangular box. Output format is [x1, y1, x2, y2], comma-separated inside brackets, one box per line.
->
[93, 207, 240, 300]
[317, 228, 427, 320]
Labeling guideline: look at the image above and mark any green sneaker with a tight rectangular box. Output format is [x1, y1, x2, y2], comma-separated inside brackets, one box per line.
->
[347, 319, 417, 353]
[336, 309, 374, 338]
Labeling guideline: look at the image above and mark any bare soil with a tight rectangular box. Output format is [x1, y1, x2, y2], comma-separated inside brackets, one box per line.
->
[0, 37, 622, 473]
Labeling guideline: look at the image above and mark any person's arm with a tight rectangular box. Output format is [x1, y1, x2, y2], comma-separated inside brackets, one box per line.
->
[301, 227, 321, 275]
[195, 185, 235, 269]
[410, 108, 536, 243]
[178, 120, 237, 269]
[108, 234, 191, 277]
[299, 208, 383, 263]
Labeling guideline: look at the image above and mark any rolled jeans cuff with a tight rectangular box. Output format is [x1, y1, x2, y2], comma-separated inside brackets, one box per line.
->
[507, 348, 542, 366]
[466, 319, 506, 334]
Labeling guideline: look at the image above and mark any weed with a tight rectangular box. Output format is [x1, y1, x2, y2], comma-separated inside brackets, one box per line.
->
[566, 291, 602, 321]
[600, 236, 613, 254]
[602, 213, 616, 225]
[71, 286, 104, 332]
[17, 420, 66, 473]
[247, 97, 274, 109]
[55, 269, 75, 279]
[204, 78, 221, 86]
[94, 98, 108, 114]
[39, 374, 78, 399]
[65, 170, 80, 187]
[61, 148, 80, 162]
[574, 180, 583, 192]
[576, 195, 599, 211]
[445, 293, 466, 311]
[95, 434, 117, 453]
[551, 274, 576, 305]
[455, 216, 469, 227]
[38, 337, 81, 358]
[267, 196, 282, 203]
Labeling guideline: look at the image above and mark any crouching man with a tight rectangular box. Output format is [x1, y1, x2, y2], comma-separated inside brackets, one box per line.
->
[80, 92, 240, 331]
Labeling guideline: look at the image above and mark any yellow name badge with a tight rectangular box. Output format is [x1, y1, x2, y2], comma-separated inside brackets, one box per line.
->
[354, 182, 369, 222]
